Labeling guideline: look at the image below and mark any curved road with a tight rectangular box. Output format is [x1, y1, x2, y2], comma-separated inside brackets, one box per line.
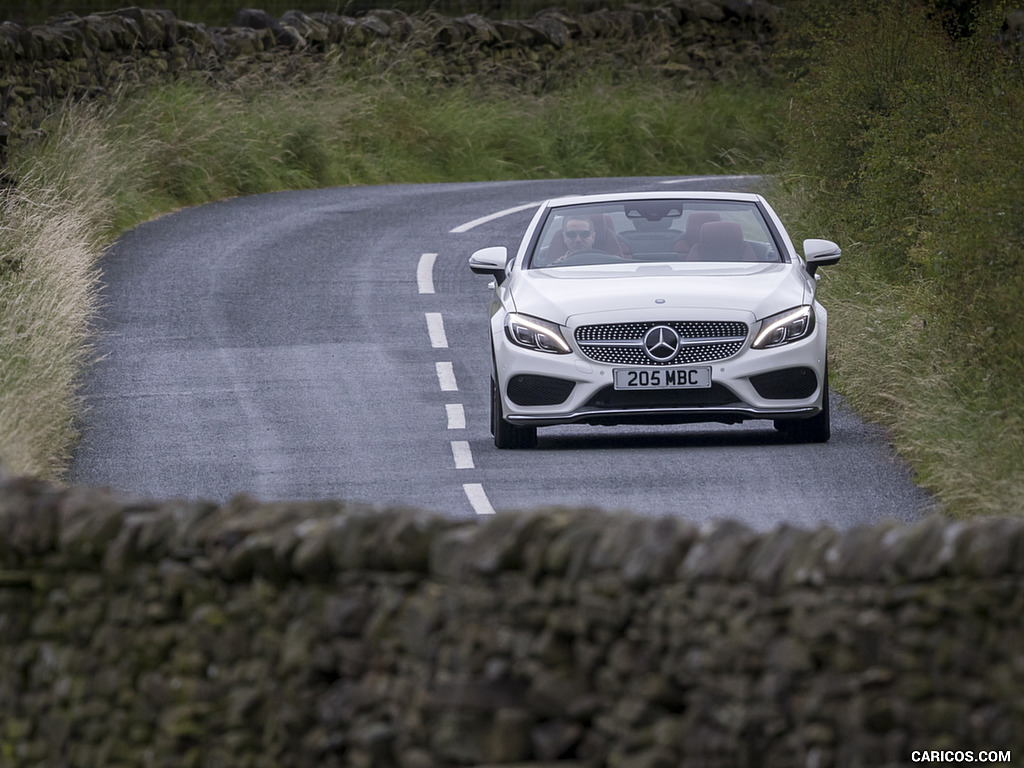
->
[71, 176, 933, 528]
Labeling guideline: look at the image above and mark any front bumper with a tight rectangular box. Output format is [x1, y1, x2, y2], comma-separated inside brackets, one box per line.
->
[493, 311, 828, 428]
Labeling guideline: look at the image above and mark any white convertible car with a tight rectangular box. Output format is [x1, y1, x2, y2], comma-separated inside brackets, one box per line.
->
[469, 191, 841, 448]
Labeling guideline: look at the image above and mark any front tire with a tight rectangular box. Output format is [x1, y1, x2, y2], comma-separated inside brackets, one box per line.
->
[492, 378, 537, 449]
[774, 366, 831, 443]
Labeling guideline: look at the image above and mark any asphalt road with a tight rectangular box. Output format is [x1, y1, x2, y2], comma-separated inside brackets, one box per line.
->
[71, 176, 934, 528]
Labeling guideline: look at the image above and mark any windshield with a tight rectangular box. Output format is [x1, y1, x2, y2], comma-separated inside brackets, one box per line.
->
[527, 200, 783, 268]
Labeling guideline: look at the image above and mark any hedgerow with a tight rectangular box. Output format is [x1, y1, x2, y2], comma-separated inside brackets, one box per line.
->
[772, 0, 1024, 514]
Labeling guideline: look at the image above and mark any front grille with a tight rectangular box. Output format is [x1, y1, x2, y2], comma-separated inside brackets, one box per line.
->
[507, 374, 575, 406]
[750, 367, 818, 400]
[575, 321, 748, 366]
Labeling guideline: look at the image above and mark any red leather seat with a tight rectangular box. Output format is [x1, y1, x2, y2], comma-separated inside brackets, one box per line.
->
[674, 211, 721, 259]
[687, 220, 757, 262]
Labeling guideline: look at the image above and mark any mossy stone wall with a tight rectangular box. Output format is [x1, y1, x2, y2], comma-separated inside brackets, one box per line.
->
[0, 0, 778, 159]
[1, 478, 1021, 767]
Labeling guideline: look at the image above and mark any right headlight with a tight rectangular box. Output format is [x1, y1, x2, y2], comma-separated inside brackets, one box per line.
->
[504, 313, 571, 354]
[752, 306, 815, 349]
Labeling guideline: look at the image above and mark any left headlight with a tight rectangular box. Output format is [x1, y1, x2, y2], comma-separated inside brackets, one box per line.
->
[752, 306, 815, 349]
[504, 313, 572, 354]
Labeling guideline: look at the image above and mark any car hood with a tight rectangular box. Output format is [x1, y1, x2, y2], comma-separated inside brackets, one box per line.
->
[509, 263, 810, 325]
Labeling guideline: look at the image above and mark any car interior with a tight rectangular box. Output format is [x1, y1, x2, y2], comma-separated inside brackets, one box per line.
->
[530, 201, 782, 267]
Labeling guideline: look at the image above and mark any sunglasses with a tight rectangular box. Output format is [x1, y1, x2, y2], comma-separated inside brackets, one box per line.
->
[565, 230, 594, 240]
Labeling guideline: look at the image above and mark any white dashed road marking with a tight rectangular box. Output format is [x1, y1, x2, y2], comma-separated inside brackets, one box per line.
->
[463, 483, 496, 515]
[417, 252, 437, 294]
[435, 361, 458, 392]
[446, 403, 466, 430]
[425, 313, 448, 348]
[451, 441, 474, 469]
[423, 222, 512, 513]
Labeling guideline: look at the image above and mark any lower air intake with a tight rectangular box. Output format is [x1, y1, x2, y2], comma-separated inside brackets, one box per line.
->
[750, 367, 818, 400]
[507, 375, 575, 406]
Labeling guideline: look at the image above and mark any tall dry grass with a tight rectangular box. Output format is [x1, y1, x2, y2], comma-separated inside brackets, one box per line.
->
[0, 108, 130, 478]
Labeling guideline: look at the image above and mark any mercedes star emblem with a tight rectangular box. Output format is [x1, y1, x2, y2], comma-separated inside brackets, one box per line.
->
[643, 325, 680, 362]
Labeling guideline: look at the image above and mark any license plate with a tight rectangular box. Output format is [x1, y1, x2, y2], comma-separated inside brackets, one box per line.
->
[613, 367, 712, 390]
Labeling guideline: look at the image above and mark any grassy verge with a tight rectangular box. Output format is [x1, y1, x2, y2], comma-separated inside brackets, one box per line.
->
[0, 65, 782, 481]
[822, 275, 1024, 515]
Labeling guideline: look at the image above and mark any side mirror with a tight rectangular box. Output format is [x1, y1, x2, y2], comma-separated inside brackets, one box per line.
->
[804, 239, 841, 276]
[469, 246, 509, 283]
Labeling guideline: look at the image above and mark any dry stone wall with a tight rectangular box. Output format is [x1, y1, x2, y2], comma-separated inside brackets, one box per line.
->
[1, 477, 1021, 767]
[0, 1, 778, 156]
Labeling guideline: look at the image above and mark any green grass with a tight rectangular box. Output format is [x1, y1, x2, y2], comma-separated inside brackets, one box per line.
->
[0, 64, 782, 483]
[827, 274, 1024, 516]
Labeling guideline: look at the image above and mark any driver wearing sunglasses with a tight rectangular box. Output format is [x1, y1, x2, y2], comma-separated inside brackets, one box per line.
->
[555, 217, 596, 262]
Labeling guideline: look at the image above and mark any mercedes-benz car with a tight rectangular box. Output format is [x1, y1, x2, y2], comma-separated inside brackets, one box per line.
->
[469, 191, 841, 449]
